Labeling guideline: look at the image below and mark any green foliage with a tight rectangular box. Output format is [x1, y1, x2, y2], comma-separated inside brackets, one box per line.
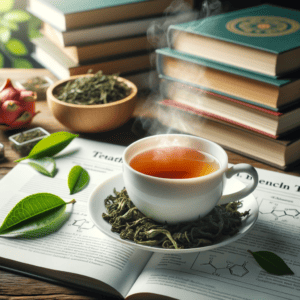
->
[0, 0, 42, 68]
[0, 0, 14, 13]
[0, 52, 4, 68]
[248, 250, 294, 275]
[0, 193, 75, 238]
[68, 165, 90, 195]
[28, 157, 57, 177]
[15, 132, 79, 162]
[13, 57, 33, 68]
[5, 38, 27, 55]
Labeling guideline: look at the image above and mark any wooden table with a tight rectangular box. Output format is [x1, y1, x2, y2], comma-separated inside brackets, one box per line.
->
[1, 69, 300, 299]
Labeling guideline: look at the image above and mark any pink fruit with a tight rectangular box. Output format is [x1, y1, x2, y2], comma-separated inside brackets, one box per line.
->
[20, 90, 37, 102]
[0, 78, 38, 130]
[9, 111, 39, 128]
[1, 101, 24, 125]
[2, 100, 21, 112]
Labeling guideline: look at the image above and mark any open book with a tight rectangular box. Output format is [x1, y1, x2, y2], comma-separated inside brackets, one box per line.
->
[0, 137, 299, 300]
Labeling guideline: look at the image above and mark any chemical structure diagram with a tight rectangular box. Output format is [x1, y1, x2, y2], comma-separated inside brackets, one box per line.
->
[69, 218, 95, 232]
[192, 256, 249, 277]
[260, 203, 300, 220]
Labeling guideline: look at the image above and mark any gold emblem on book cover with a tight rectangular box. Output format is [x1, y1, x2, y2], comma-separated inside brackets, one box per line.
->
[226, 16, 300, 37]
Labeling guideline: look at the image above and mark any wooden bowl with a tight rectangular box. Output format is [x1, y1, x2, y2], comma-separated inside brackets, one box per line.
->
[46, 75, 138, 133]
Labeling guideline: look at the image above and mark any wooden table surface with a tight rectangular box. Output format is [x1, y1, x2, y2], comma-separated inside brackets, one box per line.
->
[0, 69, 300, 300]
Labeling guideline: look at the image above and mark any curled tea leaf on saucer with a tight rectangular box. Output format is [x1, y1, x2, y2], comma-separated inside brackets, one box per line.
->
[68, 165, 90, 195]
[28, 157, 57, 177]
[248, 250, 294, 275]
[14, 131, 78, 162]
[102, 188, 250, 249]
[0, 193, 75, 238]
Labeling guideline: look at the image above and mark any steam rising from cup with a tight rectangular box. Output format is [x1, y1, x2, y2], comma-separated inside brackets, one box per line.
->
[132, 0, 222, 139]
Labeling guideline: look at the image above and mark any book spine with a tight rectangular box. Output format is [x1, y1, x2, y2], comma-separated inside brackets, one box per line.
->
[158, 73, 281, 112]
[160, 99, 279, 139]
[161, 78, 282, 116]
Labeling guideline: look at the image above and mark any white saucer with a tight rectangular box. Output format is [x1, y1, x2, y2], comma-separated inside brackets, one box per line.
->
[88, 173, 259, 253]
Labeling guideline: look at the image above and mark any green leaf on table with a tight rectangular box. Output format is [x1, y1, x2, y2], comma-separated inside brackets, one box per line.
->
[68, 165, 90, 195]
[248, 250, 294, 275]
[15, 132, 79, 162]
[28, 157, 57, 177]
[0, 193, 76, 238]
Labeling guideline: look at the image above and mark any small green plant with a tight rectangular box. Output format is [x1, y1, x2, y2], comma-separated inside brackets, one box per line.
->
[0, 0, 42, 68]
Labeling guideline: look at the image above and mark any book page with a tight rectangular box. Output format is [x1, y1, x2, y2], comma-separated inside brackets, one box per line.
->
[127, 167, 300, 300]
[0, 138, 152, 298]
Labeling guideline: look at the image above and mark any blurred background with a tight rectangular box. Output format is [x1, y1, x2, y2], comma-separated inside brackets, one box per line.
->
[0, 0, 298, 69]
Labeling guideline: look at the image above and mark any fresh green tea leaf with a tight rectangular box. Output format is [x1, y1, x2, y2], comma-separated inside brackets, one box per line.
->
[28, 157, 56, 177]
[248, 250, 294, 275]
[15, 132, 78, 162]
[68, 165, 90, 195]
[0, 193, 75, 236]
[0, 203, 73, 238]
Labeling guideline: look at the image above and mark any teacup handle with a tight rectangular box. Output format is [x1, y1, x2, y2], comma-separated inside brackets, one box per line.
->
[218, 164, 259, 205]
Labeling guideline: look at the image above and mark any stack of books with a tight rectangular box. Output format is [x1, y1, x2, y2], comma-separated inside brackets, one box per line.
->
[26, 0, 196, 90]
[155, 4, 300, 170]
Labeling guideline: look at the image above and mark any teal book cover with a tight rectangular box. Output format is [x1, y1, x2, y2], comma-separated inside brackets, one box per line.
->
[37, 0, 150, 14]
[168, 4, 300, 54]
[156, 47, 298, 86]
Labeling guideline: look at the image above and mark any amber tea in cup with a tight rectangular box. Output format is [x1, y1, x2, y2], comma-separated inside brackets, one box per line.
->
[123, 134, 258, 224]
[129, 146, 219, 179]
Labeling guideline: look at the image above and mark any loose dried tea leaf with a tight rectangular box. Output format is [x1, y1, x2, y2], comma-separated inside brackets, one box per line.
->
[13, 129, 46, 143]
[55, 70, 132, 105]
[21, 76, 49, 91]
[102, 188, 250, 249]
[248, 250, 294, 275]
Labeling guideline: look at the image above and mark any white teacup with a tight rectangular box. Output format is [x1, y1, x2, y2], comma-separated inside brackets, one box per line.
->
[123, 134, 258, 224]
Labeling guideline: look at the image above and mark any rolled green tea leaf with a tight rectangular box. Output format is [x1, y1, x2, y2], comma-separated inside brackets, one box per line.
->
[68, 165, 90, 194]
[102, 188, 250, 249]
[248, 250, 294, 275]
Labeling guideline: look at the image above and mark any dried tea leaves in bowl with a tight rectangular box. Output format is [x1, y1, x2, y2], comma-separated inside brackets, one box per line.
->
[55, 70, 132, 105]
[102, 188, 250, 250]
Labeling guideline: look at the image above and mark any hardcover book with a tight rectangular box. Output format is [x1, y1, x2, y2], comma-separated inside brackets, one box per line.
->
[157, 100, 300, 170]
[168, 5, 300, 77]
[41, 23, 154, 64]
[159, 76, 300, 138]
[156, 47, 300, 110]
[31, 36, 153, 80]
[27, 0, 194, 31]
[41, 11, 198, 47]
